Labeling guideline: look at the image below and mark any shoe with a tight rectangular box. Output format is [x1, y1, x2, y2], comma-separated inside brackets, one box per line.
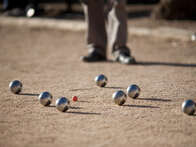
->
[116, 52, 136, 64]
[81, 50, 106, 62]
[113, 47, 136, 65]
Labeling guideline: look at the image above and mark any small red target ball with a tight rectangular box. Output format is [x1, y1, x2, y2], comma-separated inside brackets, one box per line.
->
[72, 96, 78, 102]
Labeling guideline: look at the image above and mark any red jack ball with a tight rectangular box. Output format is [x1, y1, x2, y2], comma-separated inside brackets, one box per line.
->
[72, 96, 78, 102]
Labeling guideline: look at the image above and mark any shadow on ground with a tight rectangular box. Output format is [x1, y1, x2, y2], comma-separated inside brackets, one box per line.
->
[69, 88, 94, 91]
[47, 105, 99, 115]
[18, 93, 39, 96]
[138, 97, 172, 102]
[123, 104, 160, 109]
[67, 111, 101, 115]
[78, 100, 90, 103]
[104, 86, 125, 89]
[135, 61, 196, 67]
[84, 60, 196, 68]
[48, 105, 82, 110]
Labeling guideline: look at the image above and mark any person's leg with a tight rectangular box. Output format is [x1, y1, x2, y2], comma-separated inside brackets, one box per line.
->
[81, 0, 107, 62]
[27, 0, 38, 7]
[3, 0, 9, 10]
[65, 0, 73, 12]
[107, 0, 136, 64]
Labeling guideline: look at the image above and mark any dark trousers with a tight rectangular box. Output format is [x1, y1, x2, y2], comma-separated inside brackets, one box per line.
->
[82, 0, 129, 56]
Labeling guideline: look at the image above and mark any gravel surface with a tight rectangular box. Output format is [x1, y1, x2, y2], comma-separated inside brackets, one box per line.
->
[0, 25, 196, 147]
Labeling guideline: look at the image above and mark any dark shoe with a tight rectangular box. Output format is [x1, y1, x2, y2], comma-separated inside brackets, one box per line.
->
[116, 52, 136, 64]
[81, 51, 106, 62]
[113, 47, 136, 65]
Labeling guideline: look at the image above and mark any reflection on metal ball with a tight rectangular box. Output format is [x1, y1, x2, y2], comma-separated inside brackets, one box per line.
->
[112, 90, 127, 106]
[127, 84, 140, 99]
[94, 74, 108, 87]
[56, 97, 70, 112]
[38, 91, 53, 106]
[182, 99, 195, 115]
[9, 80, 23, 94]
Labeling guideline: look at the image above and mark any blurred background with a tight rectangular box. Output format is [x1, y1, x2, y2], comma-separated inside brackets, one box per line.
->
[0, 0, 195, 20]
[0, 0, 195, 32]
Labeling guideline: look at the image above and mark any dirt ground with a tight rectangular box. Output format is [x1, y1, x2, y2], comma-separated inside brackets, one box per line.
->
[0, 25, 196, 147]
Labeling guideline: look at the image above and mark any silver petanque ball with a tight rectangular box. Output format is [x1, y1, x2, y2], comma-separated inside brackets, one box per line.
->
[94, 74, 108, 87]
[127, 84, 140, 99]
[112, 90, 127, 106]
[182, 100, 196, 115]
[9, 80, 23, 94]
[38, 92, 53, 106]
[56, 97, 70, 112]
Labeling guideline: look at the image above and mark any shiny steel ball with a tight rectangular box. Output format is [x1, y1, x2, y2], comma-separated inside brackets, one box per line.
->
[182, 100, 196, 115]
[9, 80, 23, 94]
[127, 84, 140, 99]
[94, 74, 108, 87]
[38, 92, 53, 106]
[56, 97, 70, 112]
[112, 90, 127, 106]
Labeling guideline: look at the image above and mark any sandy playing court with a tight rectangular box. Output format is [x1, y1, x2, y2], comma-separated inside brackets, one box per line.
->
[0, 25, 196, 147]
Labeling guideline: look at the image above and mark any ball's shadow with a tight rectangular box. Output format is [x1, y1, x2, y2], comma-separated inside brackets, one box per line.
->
[48, 105, 56, 108]
[123, 104, 160, 109]
[47, 105, 100, 115]
[67, 111, 101, 115]
[69, 88, 94, 91]
[137, 97, 172, 102]
[77, 100, 90, 103]
[48, 105, 82, 110]
[104, 86, 125, 89]
[18, 93, 39, 96]
[122, 97, 171, 108]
